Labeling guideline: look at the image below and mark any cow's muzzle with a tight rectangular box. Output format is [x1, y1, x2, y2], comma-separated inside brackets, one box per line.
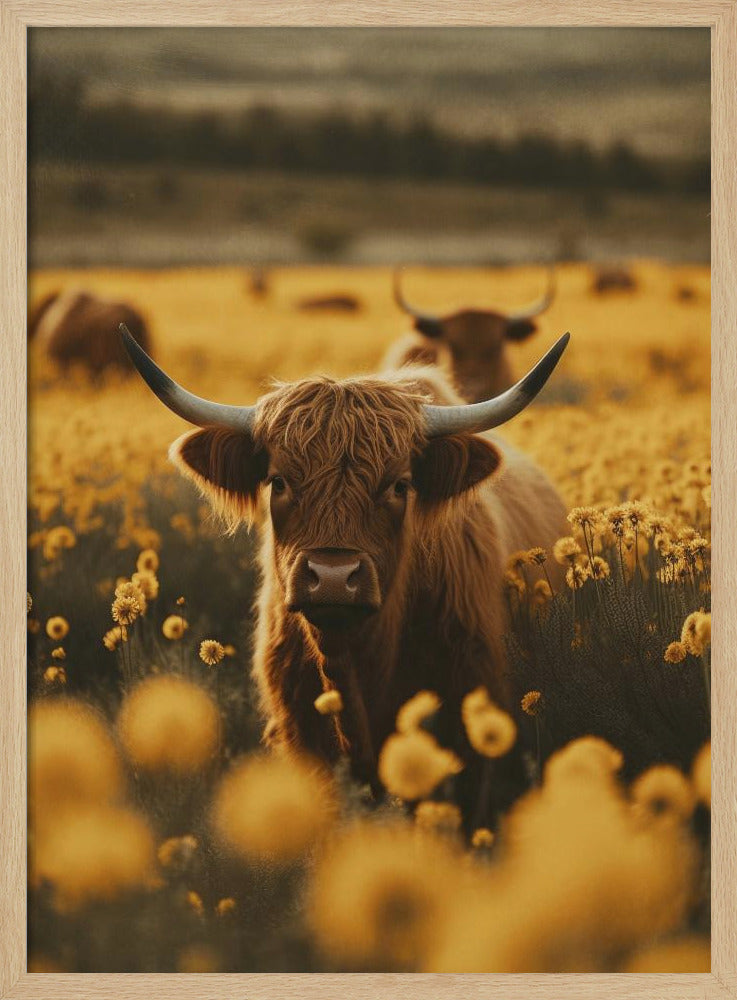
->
[287, 548, 381, 627]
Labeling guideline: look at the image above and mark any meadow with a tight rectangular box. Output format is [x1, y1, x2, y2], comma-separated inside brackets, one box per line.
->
[27, 261, 711, 972]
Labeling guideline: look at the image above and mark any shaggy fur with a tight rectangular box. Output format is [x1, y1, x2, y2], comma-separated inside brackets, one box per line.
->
[383, 310, 540, 403]
[170, 364, 567, 802]
[28, 290, 152, 376]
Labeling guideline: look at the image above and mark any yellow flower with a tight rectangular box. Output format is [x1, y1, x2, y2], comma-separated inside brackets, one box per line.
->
[463, 702, 517, 759]
[136, 548, 160, 574]
[162, 615, 188, 640]
[102, 625, 128, 651]
[43, 665, 67, 685]
[631, 765, 695, 825]
[588, 556, 611, 580]
[31, 805, 155, 909]
[527, 547, 548, 565]
[396, 690, 441, 733]
[664, 641, 687, 664]
[132, 570, 159, 602]
[414, 801, 462, 834]
[224, 644, 237, 657]
[115, 580, 147, 615]
[45, 616, 69, 641]
[471, 827, 495, 849]
[544, 736, 623, 786]
[200, 639, 225, 666]
[314, 690, 344, 715]
[42, 525, 77, 561]
[553, 537, 582, 565]
[186, 890, 204, 916]
[378, 730, 463, 800]
[157, 834, 198, 870]
[566, 563, 590, 590]
[567, 506, 604, 532]
[681, 611, 710, 655]
[521, 690, 543, 717]
[29, 700, 124, 828]
[51, 647, 66, 660]
[216, 897, 237, 917]
[212, 754, 334, 863]
[532, 579, 552, 602]
[111, 596, 140, 626]
[506, 550, 530, 572]
[118, 675, 220, 773]
[503, 570, 526, 597]
[307, 821, 457, 968]
[691, 742, 711, 808]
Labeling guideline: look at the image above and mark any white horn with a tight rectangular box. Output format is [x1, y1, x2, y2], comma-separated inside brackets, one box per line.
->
[119, 324, 255, 432]
[423, 332, 570, 437]
[506, 265, 557, 323]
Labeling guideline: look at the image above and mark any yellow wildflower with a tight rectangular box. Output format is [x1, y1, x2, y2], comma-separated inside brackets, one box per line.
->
[664, 641, 687, 664]
[396, 691, 442, 733]
[378, 730, 463, 800]
[162, 615, 188, 640]
[521, 690, 543, 717]
[553, 537, 581, 565]
[212, 754, 334, 863]
[314, 690, 344, 715]
[200, 639, 225, 666]
[45, 616, 69, 641]
[136, 549, 160, 574]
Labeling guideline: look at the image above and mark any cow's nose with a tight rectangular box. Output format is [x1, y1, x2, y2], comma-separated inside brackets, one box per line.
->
[307, 556, 360, 601]
[287, 548, 381, 614]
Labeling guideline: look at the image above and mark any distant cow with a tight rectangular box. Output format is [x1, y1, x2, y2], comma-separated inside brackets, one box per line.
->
[296, 294, 361, 313]
[385, 268, 556, 403]
[246, 267, 270, 299]
[28, 290, 152, 377]
[591, 266, 637, 295]
[121, 324, 569, 813]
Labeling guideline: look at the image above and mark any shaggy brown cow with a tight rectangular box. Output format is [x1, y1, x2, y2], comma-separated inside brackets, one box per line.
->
[385, 267, 556, 402]
[28, 290, 152, 377]
[121, 326, 569, 809]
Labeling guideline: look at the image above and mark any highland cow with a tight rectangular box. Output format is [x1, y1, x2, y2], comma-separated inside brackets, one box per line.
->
[29, 290, 152, 377]
[385, 267, 556, 402]
[121, 326, 569, 812]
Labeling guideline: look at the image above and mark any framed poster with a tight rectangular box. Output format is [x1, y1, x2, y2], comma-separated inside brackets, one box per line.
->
[2, 4, 734, 997]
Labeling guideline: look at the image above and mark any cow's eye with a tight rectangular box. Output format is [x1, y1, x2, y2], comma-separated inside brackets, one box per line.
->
[270, 475, 287, 496]
[393, 479, 410, 498]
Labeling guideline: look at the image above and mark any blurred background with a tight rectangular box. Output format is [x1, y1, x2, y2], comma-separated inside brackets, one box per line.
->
[28, 27, 710, 268]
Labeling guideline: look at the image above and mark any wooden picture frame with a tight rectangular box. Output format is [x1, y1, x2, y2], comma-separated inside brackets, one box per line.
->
[2, 4, 733, 997]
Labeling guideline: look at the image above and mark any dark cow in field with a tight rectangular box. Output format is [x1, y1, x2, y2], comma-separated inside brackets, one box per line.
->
[591, 266, 637, 295]
[296, 294, 362, 313]
[385, 267, 556, 402]
[121, 326, 569, 813]
[28, 290, 152, 377]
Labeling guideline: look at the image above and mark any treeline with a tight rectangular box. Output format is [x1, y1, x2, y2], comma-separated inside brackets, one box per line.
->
[28, 73, 709, 195]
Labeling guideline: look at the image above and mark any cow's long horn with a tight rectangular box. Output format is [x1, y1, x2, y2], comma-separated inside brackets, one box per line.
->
[423, 332, 570, 437]
[393, 270, 443, 337]
[119, 324, 255, 432]
[506, 265, 557, 323]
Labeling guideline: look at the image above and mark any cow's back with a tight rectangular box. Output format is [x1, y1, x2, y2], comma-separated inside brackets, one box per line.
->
[482, 434, 567, 577]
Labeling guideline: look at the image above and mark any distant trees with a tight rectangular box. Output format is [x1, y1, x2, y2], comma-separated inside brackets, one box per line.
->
[28, 71, 709, 196]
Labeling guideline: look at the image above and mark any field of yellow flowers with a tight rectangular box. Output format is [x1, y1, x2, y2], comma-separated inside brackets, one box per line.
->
[27, 262, 711, 972]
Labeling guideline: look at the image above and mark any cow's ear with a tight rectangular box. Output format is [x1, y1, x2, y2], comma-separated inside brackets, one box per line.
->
[412, 433, 502, 505]
[170, 428, 268, 529]
[505, 319, 537, 342]
[414, 317, 444, 340]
